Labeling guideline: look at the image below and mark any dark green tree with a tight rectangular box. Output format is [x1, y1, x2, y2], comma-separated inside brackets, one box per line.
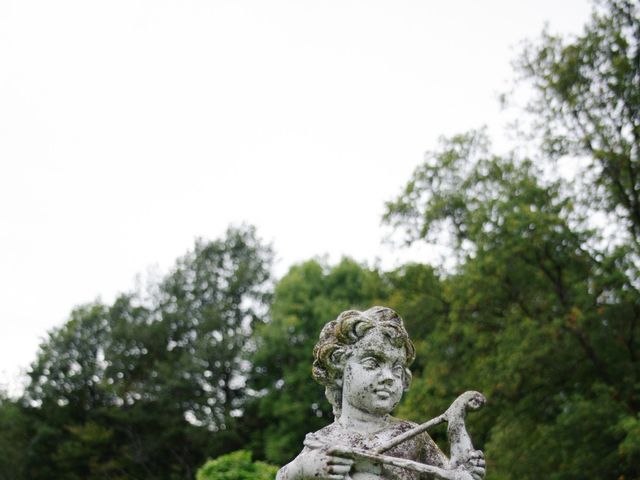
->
[140, 225, 273, 432]
[0, 393, 28, 480]
[26, 303, 111, 411]
[20, 225, 273, 480]
[385, 130, 640, 479]
[22, 302, 123, 480]
[384, 263, 448, 374]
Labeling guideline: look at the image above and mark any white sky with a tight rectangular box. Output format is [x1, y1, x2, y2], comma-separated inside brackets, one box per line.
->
[0, 0, 593, 393]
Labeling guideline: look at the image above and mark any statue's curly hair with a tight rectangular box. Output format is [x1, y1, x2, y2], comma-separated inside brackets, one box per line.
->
[311, 306, 415, 418]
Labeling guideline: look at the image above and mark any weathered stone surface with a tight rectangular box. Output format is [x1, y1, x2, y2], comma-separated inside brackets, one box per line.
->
[276, 306, 486, 480]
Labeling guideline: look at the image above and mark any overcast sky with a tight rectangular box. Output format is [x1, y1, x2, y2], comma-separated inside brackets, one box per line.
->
[0, 0, 593, 393]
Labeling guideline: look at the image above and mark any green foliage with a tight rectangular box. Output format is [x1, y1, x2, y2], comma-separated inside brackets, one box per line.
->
[20, 225, 273, 480]
[27, 302, 111, 410]
[196, 450, 277, 480]
[0, 394, 28, 480]
[385, 130, 640, 479]
[384, 263, 447, 374]
[4, 3, 639, 479]
[517, 0, 640, 244]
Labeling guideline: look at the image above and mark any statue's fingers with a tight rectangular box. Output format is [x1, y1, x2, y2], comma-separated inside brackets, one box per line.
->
[322, 463, 350, 480]
[471, 466, 486, 478]
[327, 447, 351, 457]
[468, 450, 484, 459]
[329, 464, 352, 475]
[327, 455, 354, 466]
[466, 455, 484, 466]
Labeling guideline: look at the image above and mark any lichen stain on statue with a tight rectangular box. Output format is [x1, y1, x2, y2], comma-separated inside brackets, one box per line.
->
[276, 306, 486, 480]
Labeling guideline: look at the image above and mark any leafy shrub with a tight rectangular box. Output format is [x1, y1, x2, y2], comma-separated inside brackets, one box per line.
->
[196, 450, 278, 480]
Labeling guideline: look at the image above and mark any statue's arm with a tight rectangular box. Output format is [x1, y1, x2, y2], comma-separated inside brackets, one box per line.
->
[444, 391, 486, 480]
[277, 446, 354, 480]
[277, 446, 312, 480]
[276, 459, 301, 480]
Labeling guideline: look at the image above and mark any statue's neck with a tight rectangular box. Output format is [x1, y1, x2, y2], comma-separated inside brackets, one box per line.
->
[339, 404, 390, 435]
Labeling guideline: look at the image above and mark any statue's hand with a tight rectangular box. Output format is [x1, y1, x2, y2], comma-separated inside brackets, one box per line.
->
[294, 447, 354, 480]
[462, 450, 485, 480]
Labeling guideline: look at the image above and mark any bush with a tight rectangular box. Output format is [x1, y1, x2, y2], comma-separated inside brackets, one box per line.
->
[196, 450, 278, 480]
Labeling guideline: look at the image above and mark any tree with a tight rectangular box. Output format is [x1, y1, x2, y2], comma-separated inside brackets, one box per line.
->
[517, 0, 640, 250]
[384, 130, 640, 479]
[20, 225, 274, 480]
[384, 262, 448, 374]
[0, 393, 28, 480]
[22, 302, 122, 480]
[26, 302, 111, 411]
[145, 224, 273, 432]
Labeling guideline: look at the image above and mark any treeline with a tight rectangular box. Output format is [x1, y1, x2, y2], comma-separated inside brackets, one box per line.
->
[1, 1, 639, 478]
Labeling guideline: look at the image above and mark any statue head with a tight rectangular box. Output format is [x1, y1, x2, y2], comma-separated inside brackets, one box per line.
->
[312, 306, 415, 418]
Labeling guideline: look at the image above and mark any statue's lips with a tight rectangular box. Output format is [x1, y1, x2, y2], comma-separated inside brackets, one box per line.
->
[374, 388, 392, 399]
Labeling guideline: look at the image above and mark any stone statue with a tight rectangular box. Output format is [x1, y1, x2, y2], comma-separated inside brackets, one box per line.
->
[276, 306, 486, 480]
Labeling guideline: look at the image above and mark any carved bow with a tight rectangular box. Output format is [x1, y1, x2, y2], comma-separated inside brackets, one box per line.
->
[305, 390, 486, 480]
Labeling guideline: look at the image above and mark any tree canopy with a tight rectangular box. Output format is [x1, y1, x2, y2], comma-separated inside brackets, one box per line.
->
[384, 130, 640, 479]
[15, 225, 274, 480]
[518, 0, 640, 248]
[1, 1, 638, 479]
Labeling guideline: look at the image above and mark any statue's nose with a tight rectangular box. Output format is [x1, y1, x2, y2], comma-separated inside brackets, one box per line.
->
[378, 365, 395, 383]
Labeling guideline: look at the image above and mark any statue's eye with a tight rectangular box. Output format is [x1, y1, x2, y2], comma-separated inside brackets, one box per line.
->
[361, 358, 379, 369]
[393, 365, 404, 377]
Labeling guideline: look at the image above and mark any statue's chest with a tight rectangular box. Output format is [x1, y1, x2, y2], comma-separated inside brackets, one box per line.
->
[327, 430, 424, 480]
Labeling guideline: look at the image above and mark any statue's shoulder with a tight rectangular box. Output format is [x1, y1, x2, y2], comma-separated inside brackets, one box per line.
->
[384, 417, 421, 438]
[376, 417, 422, 445]
[310, 421, 340, 437]
[303, 421, 345, 445]
[309, 417, 419, 440]
[387, 416, 418, 428]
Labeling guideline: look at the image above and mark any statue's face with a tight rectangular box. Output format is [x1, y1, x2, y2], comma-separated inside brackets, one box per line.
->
[341, 328, 406, 415]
